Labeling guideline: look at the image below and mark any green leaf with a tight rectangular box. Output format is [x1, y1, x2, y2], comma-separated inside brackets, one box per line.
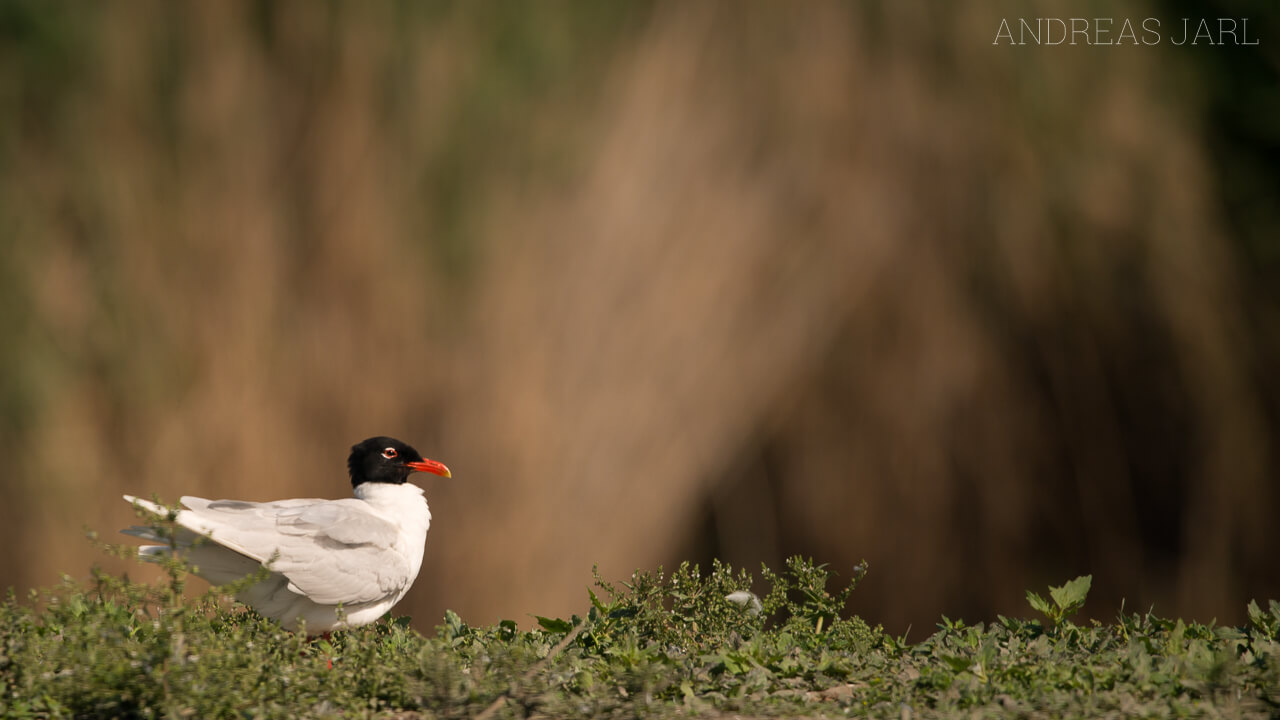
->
[1166, 618, 1187, 655]
[1049, 575, 1092, 614]
[1026, 591, 1053, 617]
[1247, 599, 1265, 626]
[587, 587, 609, 614]
[1247, 599, 1278, 639]
[535, 615, 573, 633]
[722, 652, 751, 675]
[441, 608, 467, 640]
[940, 654, 973, 673]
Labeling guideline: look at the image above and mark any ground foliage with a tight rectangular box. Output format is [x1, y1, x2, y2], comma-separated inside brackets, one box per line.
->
[0, 550, 1277, 718]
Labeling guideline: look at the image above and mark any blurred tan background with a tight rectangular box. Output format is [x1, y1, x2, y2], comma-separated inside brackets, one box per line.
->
[1, 0, 1278, 635]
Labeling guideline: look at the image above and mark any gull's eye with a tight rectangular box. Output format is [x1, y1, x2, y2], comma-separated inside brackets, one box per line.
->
[382, 447, 398, 459]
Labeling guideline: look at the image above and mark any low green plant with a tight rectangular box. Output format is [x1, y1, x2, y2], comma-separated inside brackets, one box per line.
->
[0, 517, 1276, 719]
[1026, 573, 1092, 628]
[1247, 598, 1280, 641]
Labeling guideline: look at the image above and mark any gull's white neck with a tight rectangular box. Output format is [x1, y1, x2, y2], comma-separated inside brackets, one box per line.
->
[353, 482, 432, 533]
[354, 480, 426, 504]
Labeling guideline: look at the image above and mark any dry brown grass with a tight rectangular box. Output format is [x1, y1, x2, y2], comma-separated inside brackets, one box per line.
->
[0, 0, 1274, 633]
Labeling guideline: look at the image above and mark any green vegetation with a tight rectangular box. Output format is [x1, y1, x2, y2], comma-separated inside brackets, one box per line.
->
[0, 551, 1277, 718]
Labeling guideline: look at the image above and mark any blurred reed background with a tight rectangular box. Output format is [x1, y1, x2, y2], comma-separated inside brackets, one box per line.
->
[0, 0, 1277, 635]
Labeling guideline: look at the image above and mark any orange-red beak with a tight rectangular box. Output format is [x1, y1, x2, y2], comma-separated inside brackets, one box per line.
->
[407, 458, 452, 478]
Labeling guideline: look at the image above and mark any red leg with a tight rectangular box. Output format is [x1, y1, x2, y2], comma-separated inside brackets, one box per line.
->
[305, 631, 335, 669]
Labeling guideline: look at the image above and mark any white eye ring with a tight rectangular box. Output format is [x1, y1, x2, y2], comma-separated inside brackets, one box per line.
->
[382, 447, 398, 459]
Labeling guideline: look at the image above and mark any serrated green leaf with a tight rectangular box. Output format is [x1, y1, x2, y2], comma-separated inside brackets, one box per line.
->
[1027, 591, 1053, 617]
[1049, 575, 1092, 613]
[1247, 599, 1264, 625]
[535, 615, 573, 633]
[1166, 618, 1186, 655]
